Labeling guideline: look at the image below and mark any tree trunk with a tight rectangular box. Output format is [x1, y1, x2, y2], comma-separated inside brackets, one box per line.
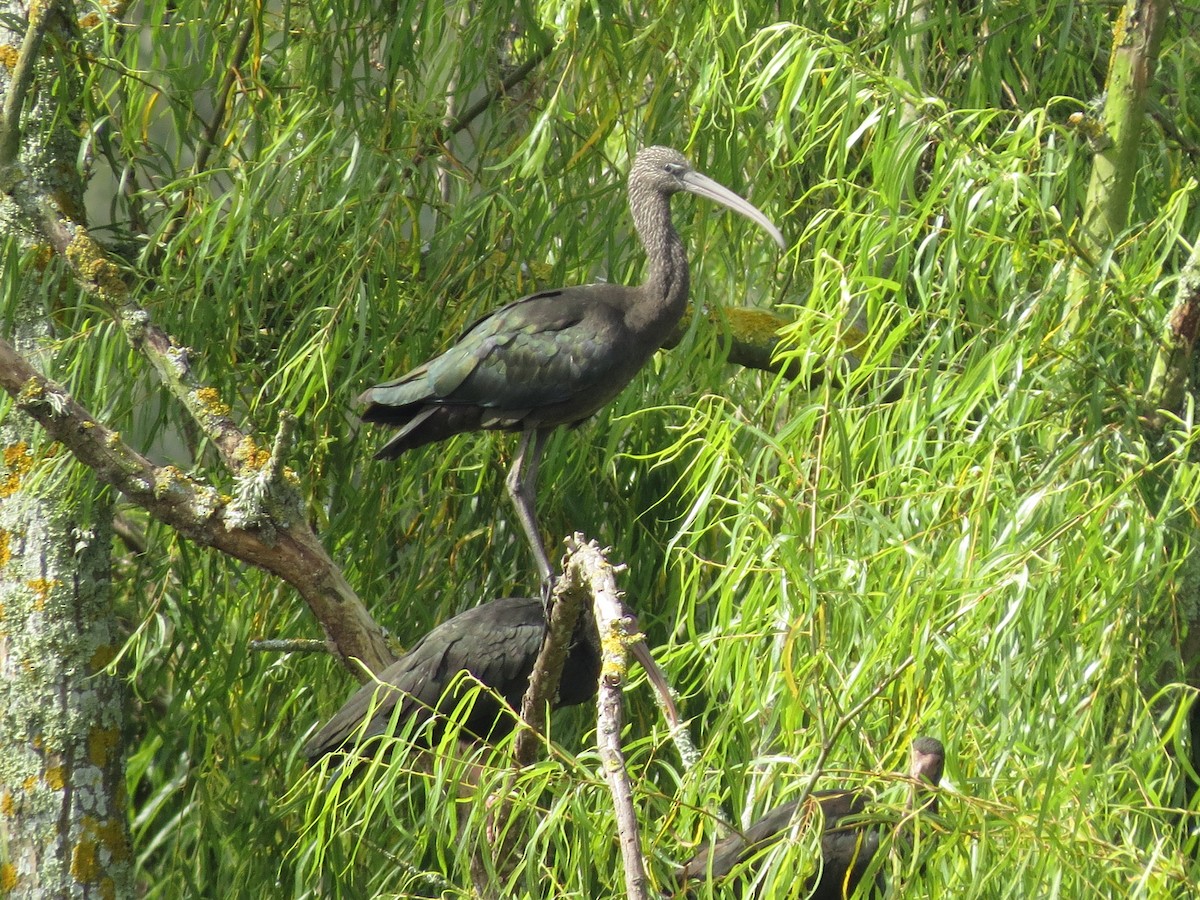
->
[0, 3, 131, 896]
[1065, 0, 1168, 334]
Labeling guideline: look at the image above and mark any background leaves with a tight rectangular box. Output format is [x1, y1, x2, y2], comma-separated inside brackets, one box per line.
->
[10, 0, 1198, 895]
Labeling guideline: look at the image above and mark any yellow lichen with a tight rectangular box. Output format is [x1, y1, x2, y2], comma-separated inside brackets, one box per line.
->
[0, 44, 18, 71]
[87, 727, 120, 768]
[71, 836, 98, 883]
[719, 307, 787, 345]
[99, 877, 116, 900]
[3, 442, 31, 472]
[234, 436, 270, 470]
[63, 230, 128, 302]
[43, 765, 65, 790]
[97, 816, 131, 861]
[50, 185, 87, 226]
[29, 244, 54, 271]
[21, 775, 36, 793]
[1, 789, 13, 816]
[68, 815, 128, 884]
[28, 0, 52, 27]
[63, 229, 92, 270]
[16, 378, 44, 406]
[27, 578, 58, 611]
[0, 442, 33, 499]
[194, 387, 231, 419]
[599, 622, 634, 685]
[78, 12, 100, 28]
[0, 862, 17, 891]
[0, 528, 10, 569]
[153, 466, 187, 500]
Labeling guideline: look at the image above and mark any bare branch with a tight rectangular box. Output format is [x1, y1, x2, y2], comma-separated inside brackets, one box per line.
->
[514, 563, 590, 766]
[156, 11, 258, 250]
[249, 638, 328, 654]
[583, 540, 651, 900]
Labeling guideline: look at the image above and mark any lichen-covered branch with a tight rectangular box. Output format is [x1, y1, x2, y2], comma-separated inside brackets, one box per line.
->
[0, 0, 391, 684]
[515, 537, 684, 765]
[0, 35, 391, 674]
[1, 5, 132, 894]
[0, 336, 394, 675]
[526, 539, 653, 898]
[584, 542, 651, 900]
[664, 305, 906, 398]
[477, 538, 668, 898]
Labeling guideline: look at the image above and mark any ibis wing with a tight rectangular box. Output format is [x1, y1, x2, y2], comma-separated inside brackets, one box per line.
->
[435, 288, 630, 411]
[362, 286, 633, 416]
[304, 598, 550, 762]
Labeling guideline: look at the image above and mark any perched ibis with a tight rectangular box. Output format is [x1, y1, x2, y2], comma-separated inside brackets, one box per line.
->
[674, 737, 945, 897]
[303, 596, 603, 765]
[358, 146, 785, 583]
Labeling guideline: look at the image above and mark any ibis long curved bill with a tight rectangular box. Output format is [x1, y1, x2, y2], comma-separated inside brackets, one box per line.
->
[679, 169, 786, 250]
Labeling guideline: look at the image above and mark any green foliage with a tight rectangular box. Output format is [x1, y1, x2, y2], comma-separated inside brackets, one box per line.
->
[17, 0, 1200, 895]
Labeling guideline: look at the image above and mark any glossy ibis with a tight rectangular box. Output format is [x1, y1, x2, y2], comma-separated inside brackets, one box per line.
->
[358, 146, 785, 583]
[674, 737, 945, 897]
[303, 596, 602, 765]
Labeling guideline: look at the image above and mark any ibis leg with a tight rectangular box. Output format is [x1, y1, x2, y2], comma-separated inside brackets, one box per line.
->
[506, 427, 554, 585]
[630, 639, 681, 729]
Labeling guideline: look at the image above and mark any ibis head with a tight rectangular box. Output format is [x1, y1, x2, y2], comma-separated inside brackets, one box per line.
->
[674, 736, 946, 896]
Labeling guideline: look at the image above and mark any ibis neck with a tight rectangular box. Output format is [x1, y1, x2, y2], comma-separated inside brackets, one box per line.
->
[630, 193, 690, 332]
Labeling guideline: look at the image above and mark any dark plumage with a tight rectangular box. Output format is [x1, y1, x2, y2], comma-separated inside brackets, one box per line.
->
[674, 737, 945, 897]
[358, 146, 785, 582]
[303, 596, 601, 765]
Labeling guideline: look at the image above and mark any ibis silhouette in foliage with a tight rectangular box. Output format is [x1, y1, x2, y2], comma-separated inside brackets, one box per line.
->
[674, 737, 945, 897]
[358, 146, 785, 582]
[303, 596, 602, 765]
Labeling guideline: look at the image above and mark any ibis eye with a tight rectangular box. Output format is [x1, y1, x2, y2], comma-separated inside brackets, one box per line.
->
[663, 163, 686, 176]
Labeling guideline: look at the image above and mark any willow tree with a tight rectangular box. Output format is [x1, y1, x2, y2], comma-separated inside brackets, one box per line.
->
[1, 0, 1198, 898]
